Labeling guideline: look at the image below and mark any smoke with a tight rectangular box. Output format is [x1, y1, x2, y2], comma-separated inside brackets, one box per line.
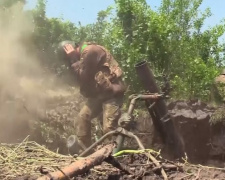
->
[0, 2, 60, 143]
[1, 3, 40, 95]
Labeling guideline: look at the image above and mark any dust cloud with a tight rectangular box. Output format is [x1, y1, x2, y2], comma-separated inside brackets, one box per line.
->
[0, 2, 71, 143]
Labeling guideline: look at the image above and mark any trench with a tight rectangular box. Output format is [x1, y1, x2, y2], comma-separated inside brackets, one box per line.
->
[0, 91, 225, 167]
[124, 100, 225, 167]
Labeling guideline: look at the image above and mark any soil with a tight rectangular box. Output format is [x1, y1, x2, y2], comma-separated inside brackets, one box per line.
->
[14, 151, 225, 180]
[2, 89, 225, 179]
[75, 153, 225, 180]
[168, 100, 214, 164]
[131, 100, 225, 166]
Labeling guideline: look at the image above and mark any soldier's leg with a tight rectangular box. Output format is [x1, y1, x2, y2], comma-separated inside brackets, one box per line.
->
[102, 97, 123, 134]
[75, 98, 102, 148]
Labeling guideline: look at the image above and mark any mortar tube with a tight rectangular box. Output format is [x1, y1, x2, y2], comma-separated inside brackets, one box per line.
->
[135, 61, 166, 141]
[135, 60, 184, 159]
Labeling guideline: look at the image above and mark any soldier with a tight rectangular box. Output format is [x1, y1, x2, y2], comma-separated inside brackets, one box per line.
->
[212, 69, 225, 104]
[57, 41, 126, 151]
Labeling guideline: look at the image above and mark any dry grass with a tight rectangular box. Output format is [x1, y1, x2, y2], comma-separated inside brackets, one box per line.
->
[0, 136, 75, 180]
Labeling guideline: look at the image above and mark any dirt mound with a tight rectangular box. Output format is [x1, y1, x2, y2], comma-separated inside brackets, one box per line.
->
[167, 100, 225, 167]
[77, 155, 225, 180]
[2, 90, 225, 170]
[132, 100, 225, 166]
[2, 141, 225, 180]
[168, 100, 215, 164]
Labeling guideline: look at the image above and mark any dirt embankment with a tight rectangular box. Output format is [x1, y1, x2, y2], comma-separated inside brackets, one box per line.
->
[168, 100, 213, 164]
[132, 100, 225, 167]
[2, 88, 225, 167]
[168, 100, 225, 167]
[3, 93, 225, 164]
[2, 91, 225, 179]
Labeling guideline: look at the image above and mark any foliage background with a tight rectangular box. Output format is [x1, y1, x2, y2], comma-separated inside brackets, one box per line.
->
[2, 0, 225, 102]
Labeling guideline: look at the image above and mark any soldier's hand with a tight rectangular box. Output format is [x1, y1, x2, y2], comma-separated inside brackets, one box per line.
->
[63, 44, 75, 55]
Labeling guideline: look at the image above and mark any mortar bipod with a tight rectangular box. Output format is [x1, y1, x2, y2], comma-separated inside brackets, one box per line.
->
[79, 93, 165, 157]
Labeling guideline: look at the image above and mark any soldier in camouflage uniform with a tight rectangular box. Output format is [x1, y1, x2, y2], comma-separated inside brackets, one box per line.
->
[57, 41, 126, 149]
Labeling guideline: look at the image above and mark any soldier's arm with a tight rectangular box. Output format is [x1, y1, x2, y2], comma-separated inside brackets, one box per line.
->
[78, 47, 101, 82]
[109, 79, 126, 95]
[95, 71, 126, 95]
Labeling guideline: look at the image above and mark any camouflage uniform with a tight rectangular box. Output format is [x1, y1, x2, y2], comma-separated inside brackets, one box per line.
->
[72, 43, 126, 148]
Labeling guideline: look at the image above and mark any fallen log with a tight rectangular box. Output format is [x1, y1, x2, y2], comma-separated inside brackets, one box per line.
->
[37, 144, 115, 180]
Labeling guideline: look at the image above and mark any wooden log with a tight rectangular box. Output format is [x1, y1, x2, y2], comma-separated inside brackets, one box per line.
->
[37, 144, 114, 180]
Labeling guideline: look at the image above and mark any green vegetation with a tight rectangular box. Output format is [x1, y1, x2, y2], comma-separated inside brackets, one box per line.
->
[2, 0, 225, 101]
